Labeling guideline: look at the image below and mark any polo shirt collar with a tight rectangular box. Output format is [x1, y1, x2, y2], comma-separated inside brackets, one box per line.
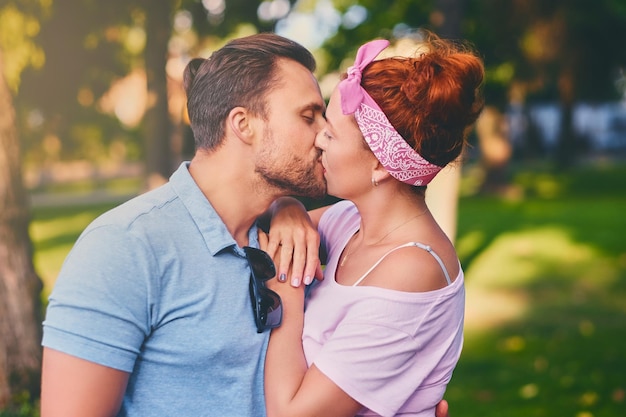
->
[169, 162, 259, 256]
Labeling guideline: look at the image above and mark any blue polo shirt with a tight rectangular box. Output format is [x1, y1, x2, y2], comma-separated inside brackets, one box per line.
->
[43, 162, 268, 417]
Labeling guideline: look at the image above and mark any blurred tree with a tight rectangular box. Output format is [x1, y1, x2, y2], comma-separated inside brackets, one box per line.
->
[470, 0, 626, 168]
[0, 44, 43, 410]
[140, 0, 176, 187]
[18, 0, 140, 170]
[425, 0, 469, 241]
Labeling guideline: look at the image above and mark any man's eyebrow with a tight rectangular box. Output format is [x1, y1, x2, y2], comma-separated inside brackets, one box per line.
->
[299, 102, 326, 114]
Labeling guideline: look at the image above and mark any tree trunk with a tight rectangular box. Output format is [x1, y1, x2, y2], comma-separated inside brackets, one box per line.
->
[555, 69, 576, 169]
[0, 48, 43, 408]
[143, 1, 175, 189]
[426, 0, 468, 243]
[475, 106, 512, 194]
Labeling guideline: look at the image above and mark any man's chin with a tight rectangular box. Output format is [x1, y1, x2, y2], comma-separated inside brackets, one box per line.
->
[258, 167, 326, 199]
[290, 183, 326, 200]
[306, 188, 326, 200]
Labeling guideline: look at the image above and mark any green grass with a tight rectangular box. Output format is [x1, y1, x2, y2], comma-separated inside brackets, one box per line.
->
[28, 175, 142, 196]
[26, 162, 626, 417]
[450, 163, 626, 417]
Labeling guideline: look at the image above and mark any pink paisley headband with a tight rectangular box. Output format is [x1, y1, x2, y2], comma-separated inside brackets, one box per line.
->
[338, 39, 442, 186]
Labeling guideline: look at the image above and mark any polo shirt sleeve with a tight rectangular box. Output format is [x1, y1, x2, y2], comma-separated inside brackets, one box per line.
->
[42, 224, 158, 373]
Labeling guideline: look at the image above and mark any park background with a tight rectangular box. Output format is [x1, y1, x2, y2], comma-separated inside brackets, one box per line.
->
[1, 0, 625, 416]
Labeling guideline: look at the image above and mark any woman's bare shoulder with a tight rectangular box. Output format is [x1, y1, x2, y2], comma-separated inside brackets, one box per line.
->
[362, 243, 459, 292]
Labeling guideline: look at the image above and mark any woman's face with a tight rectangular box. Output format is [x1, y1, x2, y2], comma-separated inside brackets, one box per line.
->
[314, 87, 378, 199]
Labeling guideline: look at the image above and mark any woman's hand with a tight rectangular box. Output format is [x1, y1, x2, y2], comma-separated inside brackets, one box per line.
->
[259, 197, 322, 287]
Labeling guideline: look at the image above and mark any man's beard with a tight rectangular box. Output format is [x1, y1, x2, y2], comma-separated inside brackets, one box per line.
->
[256, 155, 326, 199]
[255, 131, 326, 199]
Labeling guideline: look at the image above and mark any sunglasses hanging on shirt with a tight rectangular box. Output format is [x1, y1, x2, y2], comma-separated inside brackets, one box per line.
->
[243, 246, 283, 333]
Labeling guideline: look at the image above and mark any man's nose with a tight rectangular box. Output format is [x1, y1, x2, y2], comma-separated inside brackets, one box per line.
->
[314, 131, 326, 149]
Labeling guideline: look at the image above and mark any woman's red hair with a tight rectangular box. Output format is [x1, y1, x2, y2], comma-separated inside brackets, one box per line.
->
[361, 32, 484, 167]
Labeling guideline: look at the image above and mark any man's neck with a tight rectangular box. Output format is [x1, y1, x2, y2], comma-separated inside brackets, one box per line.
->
[188, 150, 275, 247]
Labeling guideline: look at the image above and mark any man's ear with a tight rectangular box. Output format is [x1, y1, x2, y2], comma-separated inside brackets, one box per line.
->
[226, 106, 255, 145]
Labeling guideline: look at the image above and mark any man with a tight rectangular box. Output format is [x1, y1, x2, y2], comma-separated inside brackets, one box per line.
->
[41, 33, 450, 417]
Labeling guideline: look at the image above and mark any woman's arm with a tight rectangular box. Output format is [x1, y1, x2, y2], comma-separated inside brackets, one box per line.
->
[263, 281, 363, 417]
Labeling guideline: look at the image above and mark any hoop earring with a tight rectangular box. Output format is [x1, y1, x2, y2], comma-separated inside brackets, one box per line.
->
[371, 177, 379, 187]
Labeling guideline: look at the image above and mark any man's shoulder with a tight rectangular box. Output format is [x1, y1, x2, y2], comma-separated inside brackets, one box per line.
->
[93, 184, 178, 227]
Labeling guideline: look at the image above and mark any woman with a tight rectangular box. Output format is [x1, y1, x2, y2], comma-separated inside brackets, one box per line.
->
[262, 33, 484, 417]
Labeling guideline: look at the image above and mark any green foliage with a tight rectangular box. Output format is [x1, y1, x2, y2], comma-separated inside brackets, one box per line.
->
[181, 0, 276, 37]
[468, 0, 626, 104]
[319, 0, 433, 71]
[0, 1, 48, 92]
[0, 390, 39, 417]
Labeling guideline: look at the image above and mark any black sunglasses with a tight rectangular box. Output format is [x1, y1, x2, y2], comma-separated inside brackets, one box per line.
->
[243, 246, 282, 333]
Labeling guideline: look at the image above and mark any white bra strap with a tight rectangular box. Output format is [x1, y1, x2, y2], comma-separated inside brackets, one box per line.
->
[352, 242, 452, 287]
